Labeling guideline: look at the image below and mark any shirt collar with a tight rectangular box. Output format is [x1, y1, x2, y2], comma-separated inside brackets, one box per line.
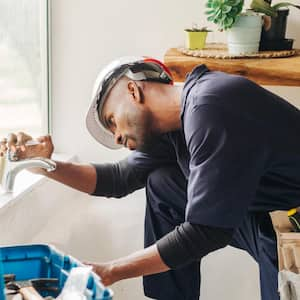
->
[180, 64, 210, 120]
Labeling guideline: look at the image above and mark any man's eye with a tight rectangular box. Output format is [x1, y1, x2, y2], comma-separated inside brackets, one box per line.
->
[108, 117, 114, 127]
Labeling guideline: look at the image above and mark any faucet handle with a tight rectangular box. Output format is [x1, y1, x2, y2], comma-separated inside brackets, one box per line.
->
[10, 157, 57, 172]
[7, 140, 42, 162]
[2, 157, 57, 193]
[32, 157, 57, 172]
[38, 157, 57, 172]
[7, 149, 19, 162]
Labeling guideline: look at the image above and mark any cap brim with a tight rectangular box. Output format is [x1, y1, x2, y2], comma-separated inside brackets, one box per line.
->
[85, 97, 122, 150]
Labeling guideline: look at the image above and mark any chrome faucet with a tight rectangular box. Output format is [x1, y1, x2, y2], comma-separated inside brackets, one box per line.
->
[0, 153, 56, 193]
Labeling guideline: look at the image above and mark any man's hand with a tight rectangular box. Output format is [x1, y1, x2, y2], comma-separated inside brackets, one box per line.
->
[84, 245, 170, 286]
[0, 132, 54, 159]
[84, 262, 116, 286]
[0, 132, 55, 174]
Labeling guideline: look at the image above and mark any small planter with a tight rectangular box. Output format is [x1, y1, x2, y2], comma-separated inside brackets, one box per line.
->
[262, 8, 289, 40]
[227, 13, 263, 55]
[185, 30, 208, 50]
[260, 9, 294, 50]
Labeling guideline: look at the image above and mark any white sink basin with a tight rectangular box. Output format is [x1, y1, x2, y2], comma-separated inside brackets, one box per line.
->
[0, 170, 42, 209]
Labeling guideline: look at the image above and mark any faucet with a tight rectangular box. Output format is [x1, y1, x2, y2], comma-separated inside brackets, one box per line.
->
[0, 153, 56, 193]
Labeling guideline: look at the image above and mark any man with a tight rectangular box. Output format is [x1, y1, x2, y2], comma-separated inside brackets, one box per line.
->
[2, 56, 300, 300]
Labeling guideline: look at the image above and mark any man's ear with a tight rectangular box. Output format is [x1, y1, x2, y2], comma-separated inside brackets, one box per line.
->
[128, 81, 143, 104]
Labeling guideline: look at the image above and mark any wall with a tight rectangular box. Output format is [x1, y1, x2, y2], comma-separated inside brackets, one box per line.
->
[50, 0, 300, 162]
[5, 1, 297, 299]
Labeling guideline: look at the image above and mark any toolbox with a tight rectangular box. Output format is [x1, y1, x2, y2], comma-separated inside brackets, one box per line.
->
[271, 211, 300, 299]
[0, 244, 113, 300]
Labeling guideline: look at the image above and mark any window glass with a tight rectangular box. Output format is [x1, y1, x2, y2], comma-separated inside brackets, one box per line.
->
[0, 0, 49, 138]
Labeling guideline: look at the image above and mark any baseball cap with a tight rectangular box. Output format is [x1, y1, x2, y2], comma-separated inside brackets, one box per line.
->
[86, 56, 174, 149]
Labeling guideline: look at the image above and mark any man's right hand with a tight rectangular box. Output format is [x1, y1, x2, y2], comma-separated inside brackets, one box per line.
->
[0, 132, 54, 160]
[1, 132, 97, 194]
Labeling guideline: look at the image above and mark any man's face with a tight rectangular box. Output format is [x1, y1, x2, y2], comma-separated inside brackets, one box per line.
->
[100, 81, 158, 152]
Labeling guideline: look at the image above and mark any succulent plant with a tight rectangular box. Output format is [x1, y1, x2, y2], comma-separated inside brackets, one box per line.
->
[205, 0, 244, 30]
[250, 0, 277, 16]
[185, 24, 212, 32]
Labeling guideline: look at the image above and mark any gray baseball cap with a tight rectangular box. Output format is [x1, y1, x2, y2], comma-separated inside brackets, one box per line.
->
[86, 56, 173, 149]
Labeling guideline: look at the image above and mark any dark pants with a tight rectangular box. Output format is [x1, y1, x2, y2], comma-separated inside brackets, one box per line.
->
[143, 166, 279, 300]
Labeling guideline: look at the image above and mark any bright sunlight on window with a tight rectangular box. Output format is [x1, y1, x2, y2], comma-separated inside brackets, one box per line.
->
[0, 0, 49, 137]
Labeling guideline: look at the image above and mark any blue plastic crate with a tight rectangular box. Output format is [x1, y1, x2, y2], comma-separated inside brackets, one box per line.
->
[0, 244, 113, 300]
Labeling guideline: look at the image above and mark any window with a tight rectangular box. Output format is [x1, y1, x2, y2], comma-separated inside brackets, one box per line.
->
[0, 0, 50, 138]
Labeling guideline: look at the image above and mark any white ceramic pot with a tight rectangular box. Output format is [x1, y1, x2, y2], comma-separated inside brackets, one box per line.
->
[227, 14, 263, 55]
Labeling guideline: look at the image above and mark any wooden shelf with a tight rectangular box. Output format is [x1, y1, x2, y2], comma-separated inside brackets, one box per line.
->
[164, 48, 300, 86]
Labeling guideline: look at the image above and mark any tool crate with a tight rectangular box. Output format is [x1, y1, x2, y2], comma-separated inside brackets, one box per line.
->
[271, 211, 300, 299]
[0, 244, 113, 300]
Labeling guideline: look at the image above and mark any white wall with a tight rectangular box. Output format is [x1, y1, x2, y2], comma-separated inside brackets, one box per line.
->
[49, 0, 300, 163]
[50, 0, 203, 163]
[4, 1, 297, 299]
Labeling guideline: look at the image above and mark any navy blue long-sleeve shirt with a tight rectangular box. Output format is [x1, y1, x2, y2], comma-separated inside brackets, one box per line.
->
[90, 65, 300, 268]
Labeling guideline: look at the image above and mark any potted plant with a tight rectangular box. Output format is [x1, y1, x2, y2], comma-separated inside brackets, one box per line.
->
[250, 0, 300, 50]
[184, 24, 211, 50]
[206, 0, 264, 55]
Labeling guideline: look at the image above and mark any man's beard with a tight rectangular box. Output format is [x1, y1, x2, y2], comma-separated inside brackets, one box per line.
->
[126, 110, 160, 153]
[136, 130, 160, 153]
[125, 126, 160, 153]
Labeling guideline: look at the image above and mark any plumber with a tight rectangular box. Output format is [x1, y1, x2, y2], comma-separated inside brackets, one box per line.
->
[2, 57, 300, 300]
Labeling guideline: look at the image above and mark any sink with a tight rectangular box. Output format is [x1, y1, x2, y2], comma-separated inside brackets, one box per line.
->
[0, 170, 35, 209]
[0, 157, 56, 209]
[0, 169, 44, 209]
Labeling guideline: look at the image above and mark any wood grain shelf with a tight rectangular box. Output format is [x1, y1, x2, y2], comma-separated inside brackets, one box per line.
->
[164, 48, 300, 86]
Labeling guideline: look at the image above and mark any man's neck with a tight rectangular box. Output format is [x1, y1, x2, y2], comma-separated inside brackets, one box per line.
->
[147, 83, 183, 134]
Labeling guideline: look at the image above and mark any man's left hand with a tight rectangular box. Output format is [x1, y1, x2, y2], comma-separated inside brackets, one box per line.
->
[84, 262, 115, 286]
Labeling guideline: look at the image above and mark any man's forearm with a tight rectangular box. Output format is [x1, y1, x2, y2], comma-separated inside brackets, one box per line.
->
[90, 245, 170, 286]
[33, 161, 97, 194]
[111, 245, 170, 281]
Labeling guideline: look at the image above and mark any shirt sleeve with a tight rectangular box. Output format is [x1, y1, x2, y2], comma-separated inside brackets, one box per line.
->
[90, 157, 144, 198]
[157, 222, 233, 269]
[184, 103, 268, 228]
[90, 135, 177, 198]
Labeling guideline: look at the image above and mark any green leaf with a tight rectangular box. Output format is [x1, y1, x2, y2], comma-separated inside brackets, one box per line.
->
[220, 14, 227, 21]
[250, 0, 277, 16]
[272, 2, 300, 10]
[212, 1, 221, 8]
[222, 5, 232, 13]
[227, 0, 242, 6]
[230, 6, 239, 14]
[207, 15, 215, 21]
[224, 17, 234, 26]
[213, 9, 223, 20]
[205, 9, 216, 15]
